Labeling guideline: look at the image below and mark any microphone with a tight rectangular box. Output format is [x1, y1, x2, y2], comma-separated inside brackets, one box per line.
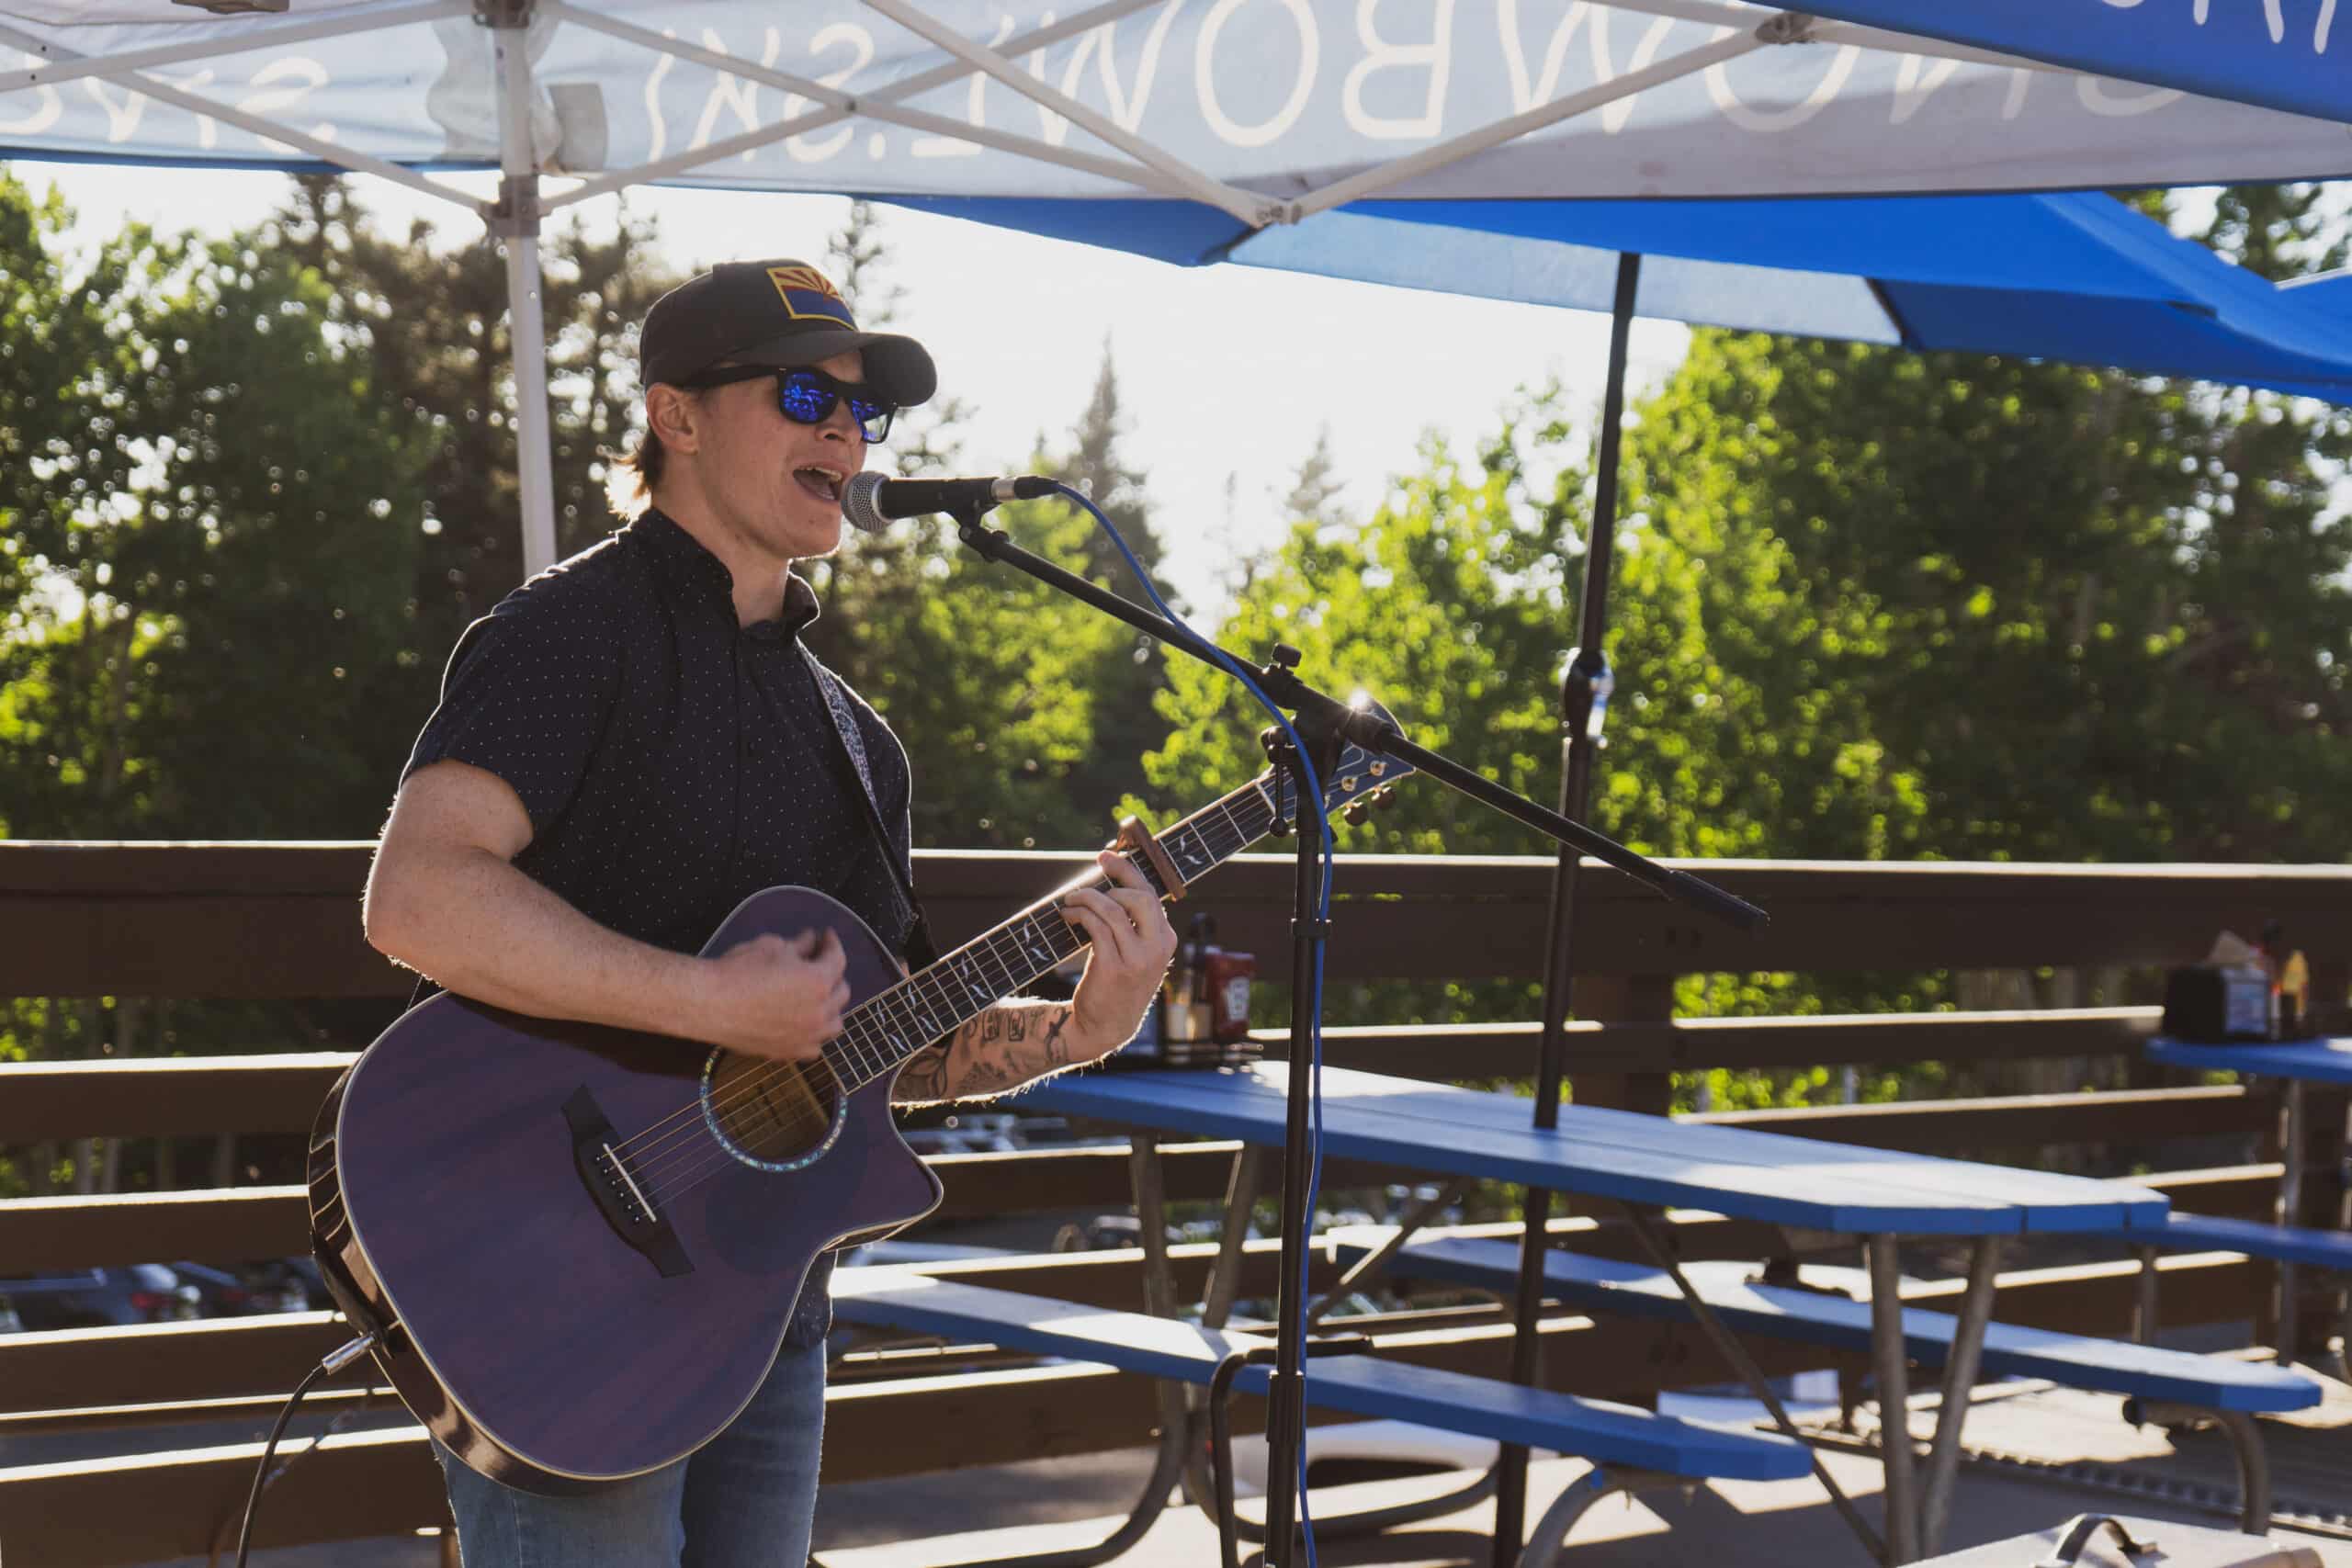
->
[840, 472, 1059, 533]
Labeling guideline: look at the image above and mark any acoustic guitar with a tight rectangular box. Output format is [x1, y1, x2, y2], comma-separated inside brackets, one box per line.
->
[309, 729, 1409, 1492]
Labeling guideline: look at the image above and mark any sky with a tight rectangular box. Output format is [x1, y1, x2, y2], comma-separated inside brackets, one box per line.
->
[20, 158, 1693, 618]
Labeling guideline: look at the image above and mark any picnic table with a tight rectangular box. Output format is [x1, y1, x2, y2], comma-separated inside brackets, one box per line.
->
[1026, 1064, 2176, 1564]
[2144, 1037, 2352, 1364]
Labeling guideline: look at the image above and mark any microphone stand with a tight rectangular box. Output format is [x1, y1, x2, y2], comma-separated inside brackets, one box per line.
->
[945, 503, 1767, 1565]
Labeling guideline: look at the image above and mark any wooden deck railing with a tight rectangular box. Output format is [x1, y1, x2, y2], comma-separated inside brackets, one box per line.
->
[1, 843, 2347, 1564]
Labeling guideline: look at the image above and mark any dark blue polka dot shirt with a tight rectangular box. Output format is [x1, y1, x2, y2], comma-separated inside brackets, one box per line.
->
[401, 508, 917, 1346]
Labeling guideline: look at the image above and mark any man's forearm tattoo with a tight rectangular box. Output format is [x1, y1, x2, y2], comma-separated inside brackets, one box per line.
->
[889, 1000, 1084, 1106]
[895, 1041, 952, 1102]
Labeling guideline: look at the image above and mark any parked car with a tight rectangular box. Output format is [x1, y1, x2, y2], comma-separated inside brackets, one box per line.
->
[0, 1266, 198, 1329]
[839, 1239, 1016, 1269]
[899, 1111, 1024, 1156]
[1051, 1213, 1184, 1253]
[1226, 1417, 1498, 1498]
[172, 1260, 313, 1316]
[274, 1255, 335, 1311]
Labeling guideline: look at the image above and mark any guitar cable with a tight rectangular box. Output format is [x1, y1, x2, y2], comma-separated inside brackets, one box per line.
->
[1046, 481, 1338, 1567]
[230, 1331, 378, 1568]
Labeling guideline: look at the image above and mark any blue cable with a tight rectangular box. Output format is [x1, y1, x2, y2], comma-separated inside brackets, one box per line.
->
[1046, 482, 1335, 1565]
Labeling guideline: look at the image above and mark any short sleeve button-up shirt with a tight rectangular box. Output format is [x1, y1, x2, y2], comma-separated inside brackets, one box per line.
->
[401, 509, 915, 1344]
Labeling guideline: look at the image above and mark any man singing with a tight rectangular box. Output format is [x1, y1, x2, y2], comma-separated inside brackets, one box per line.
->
[362, 258, 1176, 1565]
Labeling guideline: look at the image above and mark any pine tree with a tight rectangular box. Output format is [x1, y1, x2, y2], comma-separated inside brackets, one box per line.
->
[1047, 340, 1179, 827]
[1058, 339, 1165, 585]
[1281, 424, 1348, 525]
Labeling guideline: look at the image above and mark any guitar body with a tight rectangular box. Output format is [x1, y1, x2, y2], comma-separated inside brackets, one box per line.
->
[308, 886, 941, 1494]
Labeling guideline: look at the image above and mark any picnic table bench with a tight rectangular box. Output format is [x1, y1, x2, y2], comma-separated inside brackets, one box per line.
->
[1026, 1064, 2178, 1562]
[1336, 1233, 2324, 1532]
[830, 1266, 1811, 1568]
[2141, 1036, 2352, 1367]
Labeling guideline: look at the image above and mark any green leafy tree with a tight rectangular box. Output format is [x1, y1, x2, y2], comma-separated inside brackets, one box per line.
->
[1616, 192, 2352, 869]
[1, 171, 434, 840]
[0, 167, 438, 1190]
[1607, 185, 2352, 1108]
[263, 176, 686, 706]
[1128, 391, 1590, 1027]
[802, 209, 1178, 852]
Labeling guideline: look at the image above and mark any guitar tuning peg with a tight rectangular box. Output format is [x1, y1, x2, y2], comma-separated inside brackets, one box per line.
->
[1375, 787, 1401, 810]
[1341, 802, 1371, 827]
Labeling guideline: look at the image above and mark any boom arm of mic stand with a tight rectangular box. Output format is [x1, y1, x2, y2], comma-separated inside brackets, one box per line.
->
[1332, 713, 1770, 931]
[946, 510, 1768, 932]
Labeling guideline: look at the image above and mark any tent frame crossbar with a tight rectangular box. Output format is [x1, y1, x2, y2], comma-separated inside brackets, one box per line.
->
[1599, 0, 2072, 73]
[543, 0, 1193, 212]
[861, 0, 1276, 225]
[0, 14, 490, 216]
[0, 0, 469, 98]
[1286, 27, 1765, 221]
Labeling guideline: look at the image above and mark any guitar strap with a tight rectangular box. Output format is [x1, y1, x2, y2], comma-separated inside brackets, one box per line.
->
[797, 641, 940, 972]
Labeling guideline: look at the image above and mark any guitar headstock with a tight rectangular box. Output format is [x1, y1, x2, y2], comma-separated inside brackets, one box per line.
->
[1261, 695, 1416, 830]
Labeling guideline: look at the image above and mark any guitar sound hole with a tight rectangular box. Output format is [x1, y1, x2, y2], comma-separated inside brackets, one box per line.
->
[700, 1054, 845, 1173]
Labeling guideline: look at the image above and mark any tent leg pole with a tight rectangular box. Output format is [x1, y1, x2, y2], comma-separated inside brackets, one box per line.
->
[492, 7, 558, 578]
[1496, 249, 1643, 1568]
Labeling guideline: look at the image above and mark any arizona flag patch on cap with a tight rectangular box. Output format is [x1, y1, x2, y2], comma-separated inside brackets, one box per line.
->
[767, 264, 855, 327]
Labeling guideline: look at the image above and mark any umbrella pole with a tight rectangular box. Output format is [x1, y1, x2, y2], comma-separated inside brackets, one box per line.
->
[1492, 250, 1641, 1568]
[490, 5, 558, 577]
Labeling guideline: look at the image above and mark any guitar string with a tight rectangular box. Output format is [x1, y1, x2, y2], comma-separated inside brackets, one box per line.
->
[621, 861, 1150, 1193]
[611, 871, 1129, 1182]
[624, 792, 1275, 1199]
[634, 864, 1164, 1201]
[632, 911, 1106, 1202]
[624, 908, 1096, 1196]
[616, 784, 1284, 1204]
[610, 791, 1264, 1178]
[622, 788, 1282, 1201]
[625, 835, 1210, 1201]
[605, 879, 1110, 1171]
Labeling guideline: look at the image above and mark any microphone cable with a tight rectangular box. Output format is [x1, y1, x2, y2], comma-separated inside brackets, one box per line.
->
[229, 1332, 378, 1568]
[1045, 480, 1336, 1568]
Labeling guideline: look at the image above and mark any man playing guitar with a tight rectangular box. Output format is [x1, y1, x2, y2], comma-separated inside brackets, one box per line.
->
[360, 258, 1178, 1566]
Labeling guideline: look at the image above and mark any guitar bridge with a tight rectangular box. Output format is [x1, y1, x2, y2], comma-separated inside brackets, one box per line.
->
[563, 1087, 693, 1279]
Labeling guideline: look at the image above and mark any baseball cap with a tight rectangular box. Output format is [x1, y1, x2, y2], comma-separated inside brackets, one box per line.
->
[639, 259, 938, 407]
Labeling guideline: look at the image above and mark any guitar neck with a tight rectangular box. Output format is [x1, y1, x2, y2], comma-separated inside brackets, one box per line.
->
[823, 773, 1285, 1091]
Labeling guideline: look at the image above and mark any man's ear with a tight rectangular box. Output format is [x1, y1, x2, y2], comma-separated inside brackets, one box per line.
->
[646, 383, 702, 453]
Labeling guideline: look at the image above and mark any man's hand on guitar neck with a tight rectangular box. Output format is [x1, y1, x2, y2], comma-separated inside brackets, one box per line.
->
[895, 851, 1177, 1105]
[1061, 849, 1182, 1058]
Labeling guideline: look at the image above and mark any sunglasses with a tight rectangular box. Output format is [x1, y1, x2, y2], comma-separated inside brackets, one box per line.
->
[680, 364, 896, 443]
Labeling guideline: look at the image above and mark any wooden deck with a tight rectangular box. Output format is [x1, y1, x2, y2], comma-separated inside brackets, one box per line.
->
[125, 1376, 2352, 1567]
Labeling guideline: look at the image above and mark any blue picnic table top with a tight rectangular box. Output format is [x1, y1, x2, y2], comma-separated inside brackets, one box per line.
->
[2146, 1034, 2352, 1084]
[1028, 1064, 2169, 1238]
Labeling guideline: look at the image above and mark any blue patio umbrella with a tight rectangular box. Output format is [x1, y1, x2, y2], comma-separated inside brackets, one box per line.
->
[885, 188, 2352, 398]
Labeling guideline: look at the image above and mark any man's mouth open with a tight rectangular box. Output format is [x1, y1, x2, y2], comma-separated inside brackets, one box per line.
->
[794, 465, 845, 504]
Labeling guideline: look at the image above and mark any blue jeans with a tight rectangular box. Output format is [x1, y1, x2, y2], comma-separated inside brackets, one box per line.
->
[437, 1337, 826, 1567]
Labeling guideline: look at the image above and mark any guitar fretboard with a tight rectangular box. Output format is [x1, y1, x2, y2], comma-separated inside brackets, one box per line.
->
[820, 772, 1288, 1091]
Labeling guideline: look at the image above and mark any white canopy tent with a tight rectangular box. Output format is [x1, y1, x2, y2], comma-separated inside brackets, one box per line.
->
[4, 1, 2348, 571]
